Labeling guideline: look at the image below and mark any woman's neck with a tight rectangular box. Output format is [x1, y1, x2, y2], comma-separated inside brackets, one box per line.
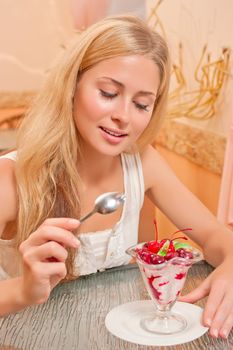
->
[78, 149, 122, 186]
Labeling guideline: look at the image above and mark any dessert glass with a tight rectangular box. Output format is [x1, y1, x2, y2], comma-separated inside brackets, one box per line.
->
[126, 242, 203, 334]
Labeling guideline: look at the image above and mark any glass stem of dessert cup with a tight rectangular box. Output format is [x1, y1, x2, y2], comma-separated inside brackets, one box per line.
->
[138, 263, 188, 335]
[126, 243, 203, 335]
[141, 303, 187, 335]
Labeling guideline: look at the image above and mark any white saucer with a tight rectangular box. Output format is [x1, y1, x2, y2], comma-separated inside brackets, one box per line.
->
[105, 300, 208, 346]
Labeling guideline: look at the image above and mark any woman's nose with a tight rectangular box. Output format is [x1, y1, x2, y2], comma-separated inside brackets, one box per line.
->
[111, 102, 130, 125]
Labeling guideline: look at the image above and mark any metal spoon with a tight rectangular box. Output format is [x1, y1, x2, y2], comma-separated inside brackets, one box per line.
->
[79, 192, 126, 223]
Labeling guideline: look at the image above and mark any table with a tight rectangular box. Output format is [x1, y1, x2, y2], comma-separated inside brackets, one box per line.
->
[0, 262, 232, 350]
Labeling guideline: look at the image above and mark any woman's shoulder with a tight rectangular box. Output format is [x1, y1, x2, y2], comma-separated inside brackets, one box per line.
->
[140, 144, 162, 168]
[123, 146, 160, 166]
[0, 154, 18, 229]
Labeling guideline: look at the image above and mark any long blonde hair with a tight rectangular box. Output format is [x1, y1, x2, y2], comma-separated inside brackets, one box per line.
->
[16, 15, 170, 278]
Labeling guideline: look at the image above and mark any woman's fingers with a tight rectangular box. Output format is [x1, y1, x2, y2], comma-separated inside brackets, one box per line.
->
[181, 264, 233, 339]
[179, 276, 210, 303]
[22, 241, 68, 265]
[41, 217, 80, 229]
[36, 261, 67, 280]
[28, 261, 67, 280]
[179, 273, 233, 338]
[219, 310, 233, 339]
[206, 286, 233, 338]
[24, 261, 67, 304]
[17, 218, 80, 306]
[19, 218, 80, 253]
[202, 281, 223, 325]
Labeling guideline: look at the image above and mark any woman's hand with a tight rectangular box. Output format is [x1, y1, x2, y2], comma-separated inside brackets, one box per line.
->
[18, 218, 80, 307]
[179, 258, 233, 339]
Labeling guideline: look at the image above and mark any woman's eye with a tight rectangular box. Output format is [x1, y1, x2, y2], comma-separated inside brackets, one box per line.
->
[134, 101, 149, 112]
[99, 89, 117, 99]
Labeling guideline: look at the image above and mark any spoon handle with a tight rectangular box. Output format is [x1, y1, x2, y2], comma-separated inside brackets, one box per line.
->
[79, 209, 97, 223]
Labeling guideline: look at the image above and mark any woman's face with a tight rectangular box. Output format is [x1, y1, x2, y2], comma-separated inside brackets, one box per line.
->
[73, 55, 160, 156]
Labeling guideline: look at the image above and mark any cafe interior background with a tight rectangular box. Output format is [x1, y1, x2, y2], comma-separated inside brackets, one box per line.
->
[0, 0, 233, 244]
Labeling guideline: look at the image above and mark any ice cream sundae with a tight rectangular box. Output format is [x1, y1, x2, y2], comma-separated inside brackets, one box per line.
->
[126, 220, 203, 334]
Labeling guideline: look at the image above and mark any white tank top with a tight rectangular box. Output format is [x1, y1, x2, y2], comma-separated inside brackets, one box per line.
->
[0, 151, 144, 278]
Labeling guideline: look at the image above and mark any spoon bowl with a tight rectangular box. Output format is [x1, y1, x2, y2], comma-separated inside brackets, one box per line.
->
[79, 192, 126, 223]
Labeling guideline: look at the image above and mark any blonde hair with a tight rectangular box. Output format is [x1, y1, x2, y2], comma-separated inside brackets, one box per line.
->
[16, 15, 170, 279]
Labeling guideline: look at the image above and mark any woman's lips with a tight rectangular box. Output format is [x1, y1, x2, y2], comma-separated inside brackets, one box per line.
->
[99, 126, 128, 144]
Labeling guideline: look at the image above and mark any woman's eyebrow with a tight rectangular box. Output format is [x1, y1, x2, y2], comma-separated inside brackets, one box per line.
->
[137, 90, 156, 97]
[98, 77, 156, 96]
[98, 76, 124, 87]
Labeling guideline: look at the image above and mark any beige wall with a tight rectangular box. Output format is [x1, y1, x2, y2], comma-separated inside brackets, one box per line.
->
[0, 0, 145, 92]
[156, 145, 220, 244]
[139, 144, 221, 243]
[0, 0, 74, 91]
[147, 0, 233, 136]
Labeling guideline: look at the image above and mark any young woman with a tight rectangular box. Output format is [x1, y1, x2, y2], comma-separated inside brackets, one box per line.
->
[0, 15, 233, 339]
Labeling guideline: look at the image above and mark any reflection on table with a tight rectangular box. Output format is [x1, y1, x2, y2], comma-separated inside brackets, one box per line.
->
[0, 262, 232, 350]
